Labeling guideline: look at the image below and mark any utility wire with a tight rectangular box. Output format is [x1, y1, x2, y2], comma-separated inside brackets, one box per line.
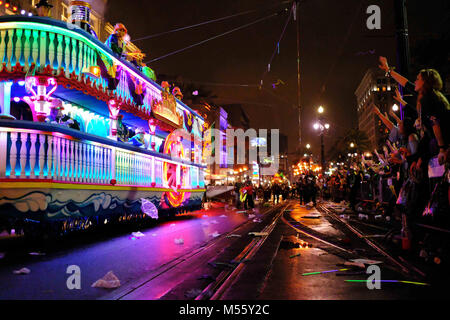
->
[133, 1, 293, 42]
[259, 3, 293, 85]
[146, 11, 285, 64]
[184, 80, 258, 88]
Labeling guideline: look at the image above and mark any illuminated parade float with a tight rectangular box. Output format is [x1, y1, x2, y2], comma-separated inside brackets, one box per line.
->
[0, 3, 207, 235]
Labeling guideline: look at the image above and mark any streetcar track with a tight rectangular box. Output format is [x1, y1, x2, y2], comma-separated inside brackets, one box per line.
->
[317, 203, 426, 280]
[195, 203, 290, 300]
[280, 212, 356, 255]
[102, 203, 286, 300]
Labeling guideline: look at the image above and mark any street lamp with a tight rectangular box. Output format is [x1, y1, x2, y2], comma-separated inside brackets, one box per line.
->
[392, 104, 399, 112]
[350, 142, 355, 149]
[314, 106, 330, 176]
[306, 143, 311, 149]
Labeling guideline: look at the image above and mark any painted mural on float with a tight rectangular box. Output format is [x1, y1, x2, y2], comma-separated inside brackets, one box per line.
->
[0, 188, 203, 221]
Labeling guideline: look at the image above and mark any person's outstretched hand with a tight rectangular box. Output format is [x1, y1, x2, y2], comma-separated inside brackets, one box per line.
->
[393, 88, 406, 105]
[379, 56, 389, 72]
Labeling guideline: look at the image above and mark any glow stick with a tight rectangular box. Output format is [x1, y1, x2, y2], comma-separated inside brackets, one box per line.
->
[345, 280, 430, 286]
[302, 269, 349, 276]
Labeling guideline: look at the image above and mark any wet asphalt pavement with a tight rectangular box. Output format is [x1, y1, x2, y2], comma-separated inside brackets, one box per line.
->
[0, 203, 253, 300]
[0, 200, 443, 300]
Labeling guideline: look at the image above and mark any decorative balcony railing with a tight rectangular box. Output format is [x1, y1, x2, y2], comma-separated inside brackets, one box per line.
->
[0, 120, 206, 189]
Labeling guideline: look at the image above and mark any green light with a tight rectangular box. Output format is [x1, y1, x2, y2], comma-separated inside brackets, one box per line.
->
[302, 272, 321, 276]
[302, 268, 349, 276]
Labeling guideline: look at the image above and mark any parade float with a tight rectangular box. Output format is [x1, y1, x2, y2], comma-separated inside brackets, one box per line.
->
[0, 5, 207, 235]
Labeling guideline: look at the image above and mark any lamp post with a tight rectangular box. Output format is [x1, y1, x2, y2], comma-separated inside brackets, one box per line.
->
[313, 106, 330, 176]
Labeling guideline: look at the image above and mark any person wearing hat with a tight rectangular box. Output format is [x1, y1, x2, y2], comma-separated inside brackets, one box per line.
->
[46, 99, 64, 124]
[35, 0, 53, 17]
[46, 99, 80, 130]
[128, 128, 146, 147]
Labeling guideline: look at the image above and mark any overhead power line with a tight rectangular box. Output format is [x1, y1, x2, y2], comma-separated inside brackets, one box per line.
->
[146, 11, 285, 64]
[259, 3, 294, 86]
[133, 1, 293, 42]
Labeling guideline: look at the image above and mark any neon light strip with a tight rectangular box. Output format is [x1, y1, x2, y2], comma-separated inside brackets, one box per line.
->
[0, 21, 204, 120]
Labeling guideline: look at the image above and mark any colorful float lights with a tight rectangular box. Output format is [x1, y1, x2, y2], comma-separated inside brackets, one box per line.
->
[0, 13, 207, 235]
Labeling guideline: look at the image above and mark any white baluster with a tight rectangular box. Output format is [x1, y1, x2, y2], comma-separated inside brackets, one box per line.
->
[88, 144, 94, 183]
[71, 38, 77, 74]
[0, 131, 7, 178]
[0, 31, 6, 66]
[39, 31, 47, 69]
[29, 133, 38, 179]
[52, 136, 58, 179]
[80, 143, 86, 183]
[104, 148, 109, 183]
[15, 29, 23, 67]
[128, 153, 132, 185]
[82, 42, 88, 73]
[56, 34, 63, 71]
[46, 135, 53, 179]
[97, 147, 102, 184]
[60, 138, 66, 181]
[31, 30, 39, 67]
[6, 29, 14, 71]
[9, 132, 18, 178]
[48, 32, 55, 71]
[73, 141, 79, 182]
[18, 133, 26, 179]
[77, 41, 83, 80]
[23, 29, 31, 71]
[64, 36, 71, 77]
[38, 134, 46, 179]
[68, 140, 74, 182]
[97, 146, 102, 183]
[102, 148, 107, 184]
[119, 151, 124, 184]
[85, 144, 90, 183]
[93, 145, 98, 183]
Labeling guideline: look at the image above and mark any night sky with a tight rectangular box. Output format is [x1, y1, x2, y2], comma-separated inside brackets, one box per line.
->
[105, 0, 449, 162]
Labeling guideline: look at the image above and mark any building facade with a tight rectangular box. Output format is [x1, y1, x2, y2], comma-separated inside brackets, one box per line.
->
[355, 68, 397, 149]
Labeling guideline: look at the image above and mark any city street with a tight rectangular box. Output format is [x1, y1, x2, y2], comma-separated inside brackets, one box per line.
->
[0, 200, 438, 300]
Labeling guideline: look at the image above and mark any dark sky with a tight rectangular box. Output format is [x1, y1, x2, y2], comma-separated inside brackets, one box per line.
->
[105, 0, 449, 162]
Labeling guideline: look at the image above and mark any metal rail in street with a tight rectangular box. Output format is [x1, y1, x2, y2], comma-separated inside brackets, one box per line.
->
[102, 202, 286, 300]
[196, 203, 291, 300]
[317, 203, 426, 280]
